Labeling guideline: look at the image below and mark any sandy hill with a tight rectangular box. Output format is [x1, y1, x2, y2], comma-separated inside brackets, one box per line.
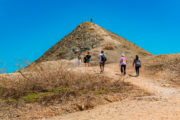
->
[35, 22, 151, 65]
[19, 21, 179, 84]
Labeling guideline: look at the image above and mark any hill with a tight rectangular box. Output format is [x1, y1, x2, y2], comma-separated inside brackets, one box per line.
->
[35, 22, 151, 64]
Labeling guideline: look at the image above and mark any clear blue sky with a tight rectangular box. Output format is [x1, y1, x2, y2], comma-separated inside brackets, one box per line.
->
[0, 0, 180, 73]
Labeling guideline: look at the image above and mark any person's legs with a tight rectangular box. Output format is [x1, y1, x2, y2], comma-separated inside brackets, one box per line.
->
[135, 66, 139, 76]
[103, 62, 105, 72]
[121, 65, 126, 75]
[100, 63, 102, 73]
[86, 59, 90, 67]
[124, 65, 126, 75]
[78, 60, 81, 67]
[100, 63, 105, 73]
[137, 67, 140, 76]
[84, 62, 87, 67]
[121, 65, 123, 74]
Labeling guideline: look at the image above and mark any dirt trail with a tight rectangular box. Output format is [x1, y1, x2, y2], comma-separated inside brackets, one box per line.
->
[44, 64, 180, 120]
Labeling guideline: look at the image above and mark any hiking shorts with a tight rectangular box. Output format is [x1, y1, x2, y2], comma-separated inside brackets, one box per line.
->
[100, 62, 105, 67]
[86, 59, 90, 63]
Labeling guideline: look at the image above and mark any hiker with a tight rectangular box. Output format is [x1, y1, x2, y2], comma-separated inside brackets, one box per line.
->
[83, 55, 87, 67]
[77, 53, 82, 67]
[120, 54, 127, 75]
[99, 50, 107, 73]
[86, 52, 91, 67]
[133, 55, 141, 76]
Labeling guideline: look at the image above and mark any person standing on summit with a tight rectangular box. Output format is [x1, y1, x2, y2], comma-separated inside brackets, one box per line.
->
[120, 54, 127, 75]
[91, 18, 93, 22]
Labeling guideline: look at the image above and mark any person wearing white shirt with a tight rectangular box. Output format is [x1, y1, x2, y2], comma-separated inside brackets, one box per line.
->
[99, 51, 107, 73]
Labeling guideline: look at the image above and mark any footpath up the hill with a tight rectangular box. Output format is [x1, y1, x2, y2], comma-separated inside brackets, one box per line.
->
[44, 63, 180, 120]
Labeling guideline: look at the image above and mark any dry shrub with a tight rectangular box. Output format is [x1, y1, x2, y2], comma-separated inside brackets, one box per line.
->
[88, 28, 95, 31]
[0, 63, 150, 119]
[0, 63, 125, 100]
[0, 63, 68, 98]
[104, 43, 114, 50]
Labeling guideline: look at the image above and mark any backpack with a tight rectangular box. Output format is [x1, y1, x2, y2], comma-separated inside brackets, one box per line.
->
[83, 56, 87, 63]
[120, 57, 127, 65]
[101, 54, 107, 62]
[135, 60, 141, 67]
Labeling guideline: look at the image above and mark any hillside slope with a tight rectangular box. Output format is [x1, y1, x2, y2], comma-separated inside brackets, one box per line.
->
[144, 53, 180, 85]
[35, 22, 151, 64]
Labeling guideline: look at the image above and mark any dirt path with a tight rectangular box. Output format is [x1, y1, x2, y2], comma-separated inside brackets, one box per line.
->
[44, 64, 180, 120]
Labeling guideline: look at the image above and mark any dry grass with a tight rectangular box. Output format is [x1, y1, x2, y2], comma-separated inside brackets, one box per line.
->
[144, 54, 180, 85]
[104, 43, 114, 50]
[0, 63, 150, 119]
[0, 63, 131, 102]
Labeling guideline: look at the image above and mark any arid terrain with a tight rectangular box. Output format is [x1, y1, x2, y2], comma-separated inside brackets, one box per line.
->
[44, 63, 180, 120]
[0, 22, 179, 120]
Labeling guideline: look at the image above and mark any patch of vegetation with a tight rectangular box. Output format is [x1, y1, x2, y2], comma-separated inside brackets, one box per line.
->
[110, 88, 119, 92]
[57, 50, 68, 56]
[23, 92, 51, 103]
[0, 63, 150, 107]
[138, 51, 149, 56]
[82, 89, 89, 94]
[104, 43, 114, 50]
[95, 90, 107, 95]
[88, 28, 95, 31]
[99, 38, 104, 41]
[60, 88, 71, 92]
[83, 28, 95, 33]
[104, 45, 114, 50]
[52, 89, 60, 93]
[8, 98, 17, 104]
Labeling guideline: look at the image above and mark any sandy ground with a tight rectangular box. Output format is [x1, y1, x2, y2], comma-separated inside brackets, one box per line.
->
[43, 63, 180, 120]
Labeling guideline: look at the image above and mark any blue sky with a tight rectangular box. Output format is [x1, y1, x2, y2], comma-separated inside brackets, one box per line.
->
[0, 0, 180, 73]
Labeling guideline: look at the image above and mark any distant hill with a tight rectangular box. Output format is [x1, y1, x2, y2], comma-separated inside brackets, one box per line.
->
[35, 22, 152, 64]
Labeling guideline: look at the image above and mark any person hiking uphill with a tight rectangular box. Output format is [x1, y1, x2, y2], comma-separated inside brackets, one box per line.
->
[133, 55, 141, 76]
[120, 54, 127, 75]
[83, 55, 87, 67]
[85, 52, 91, 67]
[99, 50, 107, 73]
[77, 53, 82, 67]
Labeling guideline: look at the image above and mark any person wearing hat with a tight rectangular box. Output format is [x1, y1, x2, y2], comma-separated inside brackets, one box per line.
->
[120, 53, 127, 75]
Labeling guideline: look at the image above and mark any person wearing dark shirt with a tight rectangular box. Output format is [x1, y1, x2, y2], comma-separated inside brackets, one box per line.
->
[99, 50, 107, 73]
[86, 52, 91, 67]
[133, 55, 141, 76]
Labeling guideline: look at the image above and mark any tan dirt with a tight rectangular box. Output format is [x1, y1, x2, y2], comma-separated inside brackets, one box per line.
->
[43, 63, 180, 120]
